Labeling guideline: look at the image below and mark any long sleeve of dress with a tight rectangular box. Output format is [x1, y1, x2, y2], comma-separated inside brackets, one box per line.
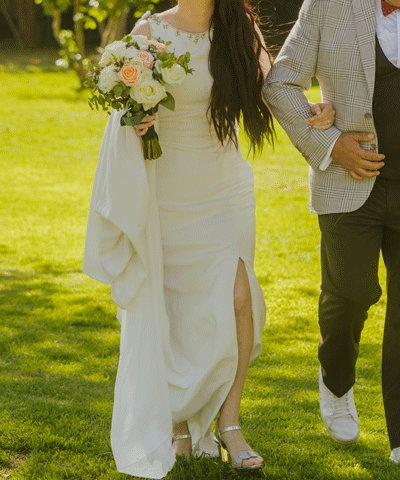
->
[83, 109, 151, 308]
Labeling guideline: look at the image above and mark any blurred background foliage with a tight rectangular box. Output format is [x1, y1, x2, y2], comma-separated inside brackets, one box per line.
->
[0, 0, 303, 84]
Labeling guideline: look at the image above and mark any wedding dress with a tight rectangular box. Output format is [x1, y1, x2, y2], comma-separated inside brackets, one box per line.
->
[83, 13, 266, 479]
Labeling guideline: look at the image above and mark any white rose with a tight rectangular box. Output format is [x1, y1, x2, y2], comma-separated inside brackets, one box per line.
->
[155, 60, 186, 85]
[127, 56, 145, 71]
[124, 46, 139, 62]
[98, 65, 120, 93]
[130, 72, 167, 110]
[99, 40, 127, 67]
[130, 35, 150, 50]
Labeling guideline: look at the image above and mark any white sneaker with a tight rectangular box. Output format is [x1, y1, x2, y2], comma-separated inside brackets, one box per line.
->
[390, 447, 400, 464]
[319, 366, 360, 445]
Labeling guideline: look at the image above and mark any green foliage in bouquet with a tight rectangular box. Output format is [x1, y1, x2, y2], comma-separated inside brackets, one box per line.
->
[86, 34, 193, 159]
[86, 36, 192, 115]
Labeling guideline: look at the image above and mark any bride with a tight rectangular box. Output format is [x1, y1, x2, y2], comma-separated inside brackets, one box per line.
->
[84, 0, 335, 477]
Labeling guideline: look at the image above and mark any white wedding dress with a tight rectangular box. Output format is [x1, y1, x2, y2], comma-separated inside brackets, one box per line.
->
[84, 13, 266, 479]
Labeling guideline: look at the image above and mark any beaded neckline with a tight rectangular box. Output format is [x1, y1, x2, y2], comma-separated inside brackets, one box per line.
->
[150, 13, 209, 43]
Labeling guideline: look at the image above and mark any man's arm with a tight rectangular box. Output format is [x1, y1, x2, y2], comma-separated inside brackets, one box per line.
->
[263, 0, 342, 171]
[263, 0, 385, 179]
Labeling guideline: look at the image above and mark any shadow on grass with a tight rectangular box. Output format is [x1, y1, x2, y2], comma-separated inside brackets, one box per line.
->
[0, 264, 118, 364]
[257, 277, 275, 291]
[296, 286, 319, 297]
[0, 264, 120, 472]
[0, 43, 93, 103]
[0, 264, 393, 479]
[0, 265, 111, 314]
[0, 43, 62, 73]
[161, 433, 398, 480]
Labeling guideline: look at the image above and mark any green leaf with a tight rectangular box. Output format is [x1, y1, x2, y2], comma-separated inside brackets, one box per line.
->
[121, 112, 146, 126]
[113, 85, 123, 96]
[128, 99, 141, 111]
[159, 92, 175, 111]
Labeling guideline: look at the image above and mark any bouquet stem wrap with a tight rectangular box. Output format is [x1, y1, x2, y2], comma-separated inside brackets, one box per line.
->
[121, 108, 162, 160]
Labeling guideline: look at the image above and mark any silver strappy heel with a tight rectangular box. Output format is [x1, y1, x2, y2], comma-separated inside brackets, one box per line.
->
[172, 433, 192, 457]
[215, 421, 264, 471]
[172, 433, 192, 442]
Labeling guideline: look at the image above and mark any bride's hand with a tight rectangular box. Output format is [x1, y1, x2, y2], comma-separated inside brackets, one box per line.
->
[133, 114, 156, 136]
[306, 103, 336, 130]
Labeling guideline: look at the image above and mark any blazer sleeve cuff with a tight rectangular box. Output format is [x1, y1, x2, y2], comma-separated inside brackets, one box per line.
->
[319, 139, 337, 171]
[304, 127, 342, 171]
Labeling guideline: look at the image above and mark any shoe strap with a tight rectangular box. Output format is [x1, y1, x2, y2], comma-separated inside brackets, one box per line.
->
[237, 450, 259, 459]
[231, 450, 263, 469]
[172, 434, 191, 441]
[219, 425, 242, 435]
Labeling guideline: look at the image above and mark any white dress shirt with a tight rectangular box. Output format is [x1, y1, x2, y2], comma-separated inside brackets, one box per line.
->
[376, 0, 400, 67]
[319, 0, 400, 170]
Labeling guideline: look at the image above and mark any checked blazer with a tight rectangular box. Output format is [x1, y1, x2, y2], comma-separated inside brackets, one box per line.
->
[263, 0, 379, 214]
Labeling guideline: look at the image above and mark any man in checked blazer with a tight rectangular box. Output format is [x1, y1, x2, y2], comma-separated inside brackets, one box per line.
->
[264, 0, 400, 464]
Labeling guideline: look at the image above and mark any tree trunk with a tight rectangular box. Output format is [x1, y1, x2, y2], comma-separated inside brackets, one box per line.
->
[15, 0, 41, 49]
[73, 0, 86, 59]
[117, 6, 131, 40]
[0, 1, 24, 47]
[97, 20, 105, 42]
[49, 7, 88, 87]
[50, 9, 62, 43]
[101, 10, 127, 49]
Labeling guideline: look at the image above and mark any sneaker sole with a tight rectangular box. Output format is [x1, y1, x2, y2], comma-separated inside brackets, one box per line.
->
[322, 420, 360, 445]
[319, 367, 359, 446]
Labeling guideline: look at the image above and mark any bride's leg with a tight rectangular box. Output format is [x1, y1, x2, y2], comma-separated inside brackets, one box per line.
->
[218, 258, 263, 468]
[172, 420, 192, 457]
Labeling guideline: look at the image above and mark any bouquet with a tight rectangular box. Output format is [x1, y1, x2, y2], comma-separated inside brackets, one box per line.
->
[87, 35, 193, 159]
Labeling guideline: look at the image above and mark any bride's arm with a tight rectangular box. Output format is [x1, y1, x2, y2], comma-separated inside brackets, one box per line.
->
[254, 23, 272, 82]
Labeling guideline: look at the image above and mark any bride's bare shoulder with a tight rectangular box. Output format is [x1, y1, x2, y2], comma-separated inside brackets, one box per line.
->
[129, 16, 151, 38]
[131, 8, 175, 38]
[130, 8, 176, 38]
[157, 7, 176, 22]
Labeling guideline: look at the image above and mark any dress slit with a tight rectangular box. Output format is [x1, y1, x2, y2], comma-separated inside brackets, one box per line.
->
[184, 251, 265, 455]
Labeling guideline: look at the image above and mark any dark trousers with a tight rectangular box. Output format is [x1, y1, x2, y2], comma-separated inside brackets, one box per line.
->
[318, 177, 400, 449]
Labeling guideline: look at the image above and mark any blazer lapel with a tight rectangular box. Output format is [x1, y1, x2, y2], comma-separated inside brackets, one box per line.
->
[352, 0, 377, 99]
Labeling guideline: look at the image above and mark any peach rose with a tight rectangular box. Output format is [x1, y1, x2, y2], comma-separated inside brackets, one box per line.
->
[137, 50, 154, 69]
[118, 64, 142, 87]
[148, 39, 168, 52]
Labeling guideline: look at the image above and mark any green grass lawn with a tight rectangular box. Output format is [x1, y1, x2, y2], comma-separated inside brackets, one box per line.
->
[0, 49, 398, 480]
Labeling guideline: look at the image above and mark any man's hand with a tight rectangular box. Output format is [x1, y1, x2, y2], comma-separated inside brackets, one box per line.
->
[332, 133, 385, 181]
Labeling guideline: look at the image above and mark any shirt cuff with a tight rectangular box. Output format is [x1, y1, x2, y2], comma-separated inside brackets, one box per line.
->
[319, 140, 336, 171]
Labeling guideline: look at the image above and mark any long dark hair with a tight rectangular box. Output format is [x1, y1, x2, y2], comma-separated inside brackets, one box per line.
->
[169, 0, 275, 154]
[208, 0, 275, 154]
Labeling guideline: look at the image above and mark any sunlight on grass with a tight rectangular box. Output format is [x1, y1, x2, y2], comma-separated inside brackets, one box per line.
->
[0, 60, 395, 479]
